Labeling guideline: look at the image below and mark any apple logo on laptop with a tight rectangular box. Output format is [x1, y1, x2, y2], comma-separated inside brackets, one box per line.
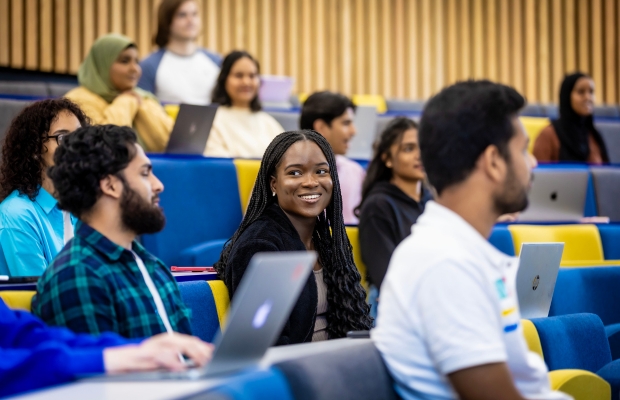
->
[550, 191, 558, 201]
[252, 299, 273, 329]
[189, 123, 197, 135]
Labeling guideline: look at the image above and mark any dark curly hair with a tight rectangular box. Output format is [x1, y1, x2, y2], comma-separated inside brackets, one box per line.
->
[211, 50, 262, 112]
[215, 130, 373, 338]
[0, 98, 90, 202]
[49, 124, 138, 218]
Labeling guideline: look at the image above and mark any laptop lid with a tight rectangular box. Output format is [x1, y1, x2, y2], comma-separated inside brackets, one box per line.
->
[516, 242, 564, 319]
[165, 104, 218, 155]
[518, 169, 589, 222]
[345, 105, 378, 160]
[205, 251, 316, 376]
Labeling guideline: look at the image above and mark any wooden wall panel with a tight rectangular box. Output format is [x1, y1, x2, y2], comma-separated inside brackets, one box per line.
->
[1, 0, 620, 104]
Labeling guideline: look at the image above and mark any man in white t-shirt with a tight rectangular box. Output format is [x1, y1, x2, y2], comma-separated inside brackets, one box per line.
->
[372, 81, 572, 400]
[138, 0, 221, 105]
[300, 91, 364, 224]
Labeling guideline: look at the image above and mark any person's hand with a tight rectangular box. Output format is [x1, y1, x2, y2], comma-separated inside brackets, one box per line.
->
[497, 213, 519, 223]
[120, 90, 143, 107]
[103, 333, 213, 374]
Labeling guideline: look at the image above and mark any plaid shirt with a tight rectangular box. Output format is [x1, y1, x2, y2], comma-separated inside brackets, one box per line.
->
[32, 222, 192, 339]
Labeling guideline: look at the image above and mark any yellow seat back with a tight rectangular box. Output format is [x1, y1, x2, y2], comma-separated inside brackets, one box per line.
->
[345, 226, 368, 291]
[0, 291, 36, 311]
[207, 280, 230, 328]
[521, 319, 544, 359]
[508, 224, 604, 265]
[233, 159, 261, 213]
[519, 116, 550, 154]
[164, 104, 180, 121]
[549, 370, 611, 400]
[352, 94, 387, 114]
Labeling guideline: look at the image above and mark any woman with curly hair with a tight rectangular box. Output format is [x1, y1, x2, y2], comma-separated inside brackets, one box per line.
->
[215, 130, 372, 345]
[0, 98, 89, 276]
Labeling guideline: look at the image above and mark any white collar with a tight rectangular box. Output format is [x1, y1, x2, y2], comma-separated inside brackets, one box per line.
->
[416, 201, 514, 269]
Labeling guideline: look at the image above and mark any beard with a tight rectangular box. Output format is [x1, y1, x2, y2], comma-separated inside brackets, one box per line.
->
[120, 184, 166, 235]
[493, 162, 530, 215]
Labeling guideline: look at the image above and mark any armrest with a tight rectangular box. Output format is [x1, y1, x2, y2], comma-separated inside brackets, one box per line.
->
[597, 359, 620, 400]
[606, 323, 620, 360]
[549, 369, 610, 400]
[178, 239, 228, 267]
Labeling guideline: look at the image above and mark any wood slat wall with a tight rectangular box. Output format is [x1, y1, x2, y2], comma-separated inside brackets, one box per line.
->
[1, 0, 619, 104]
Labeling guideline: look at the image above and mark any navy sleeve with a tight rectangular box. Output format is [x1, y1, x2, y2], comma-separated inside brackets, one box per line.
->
[0, 301, 138, 397]
[138, 51, 164, 94]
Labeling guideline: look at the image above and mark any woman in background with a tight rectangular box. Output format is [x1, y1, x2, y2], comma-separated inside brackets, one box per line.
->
[215, 130, 372, 345]
[357, 118, 432, 317]
[65, 33, 173, 152]
[205, 51, 284, 158]
[533, 72, 609, 164]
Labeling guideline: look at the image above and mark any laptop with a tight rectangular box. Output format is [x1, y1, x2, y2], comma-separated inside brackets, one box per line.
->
[165, 104, 218, 155]
[516, 243, 564, 319]
[92, 251, 316, 381]
[518, 169, 589, 222]
[259, 75, 294, 109]
[345, 105, 378, 160]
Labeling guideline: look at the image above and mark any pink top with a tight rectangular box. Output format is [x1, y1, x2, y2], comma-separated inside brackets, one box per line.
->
[335, 155, 365, 225]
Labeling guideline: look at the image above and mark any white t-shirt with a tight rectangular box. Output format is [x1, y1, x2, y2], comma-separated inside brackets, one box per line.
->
[155, 51, 220, 105]
[372, 201, 571, 400]
[204, 106, 284, 159]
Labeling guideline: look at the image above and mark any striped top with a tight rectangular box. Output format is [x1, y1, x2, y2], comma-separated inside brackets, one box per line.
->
[312, 268, 329, 341]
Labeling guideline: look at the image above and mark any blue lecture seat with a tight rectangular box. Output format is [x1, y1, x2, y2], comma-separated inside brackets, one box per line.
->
[177, 281, 221, 342]
[141, 156, 242, 267]
[489, 225, 516, 256]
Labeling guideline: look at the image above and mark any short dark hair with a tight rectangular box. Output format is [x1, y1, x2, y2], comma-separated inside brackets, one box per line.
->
[300, 91, 356, 130]
[419, 80, 525, 195]
[49, 125, 138, 218]
[154, 0, 194, 48]
[0, 98, 90, 202]
[211, 51, 262, 112]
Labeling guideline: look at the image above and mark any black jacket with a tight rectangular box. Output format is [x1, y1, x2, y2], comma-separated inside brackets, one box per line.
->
[225, 204, 317, 346]
[358, 182, 433, 289]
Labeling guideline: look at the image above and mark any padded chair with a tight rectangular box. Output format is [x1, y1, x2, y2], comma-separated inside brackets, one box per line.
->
[266, 111, 299, 132]
[489, 225, 516, 256]
[352, 94, 387, 114]
[520, 103, 545, 117]
[141, 157, 243, 267]
[522, 318, 610, 400]
[233, 159, 261, 213]
[590, 168, 620, 222]
[0, 291, 35, 311]
[0, 99, 30, 144]
[596, 122, 620, 164]
[178, 281, 221, 342]
[598, 225, 620, 260]
[0, 81, 48, 98]
[344, 226, 368, 291]
[207, 280, 230, 328]
[188, 368, 293, 400]
[507, 224, 617, 267]
[594, 106, 620, 118]
[274, 341, 398, 400]
[519, 116, 550, 153]
[549, 267, 620, 360]
[385, 99, 425, 113]
[542, 104, 559, 119]
[531, 314, 620, 400]
[47, 83, 78, 97]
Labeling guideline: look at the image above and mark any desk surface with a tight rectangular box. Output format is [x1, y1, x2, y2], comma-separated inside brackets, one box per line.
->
[9, 339, 371, 400]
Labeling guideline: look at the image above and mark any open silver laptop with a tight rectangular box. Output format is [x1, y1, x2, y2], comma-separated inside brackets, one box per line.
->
[92, 251, 316, 381]
[165, 104, 218, 155]
[518, 169, 589, 222]
[516, 243, 564, 319]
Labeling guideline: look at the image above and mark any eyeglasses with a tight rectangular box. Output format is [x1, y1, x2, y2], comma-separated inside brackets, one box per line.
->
[44, 133, 68, 145]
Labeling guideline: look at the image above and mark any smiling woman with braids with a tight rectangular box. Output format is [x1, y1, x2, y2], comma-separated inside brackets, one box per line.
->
[215, 130, 372, 345]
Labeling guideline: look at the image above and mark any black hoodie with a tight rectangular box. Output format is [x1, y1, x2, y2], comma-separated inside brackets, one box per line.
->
[358, 181, 433, 289]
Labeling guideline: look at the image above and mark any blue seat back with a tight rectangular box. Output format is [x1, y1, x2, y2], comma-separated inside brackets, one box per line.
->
[203, 368, 293, 400]
[142, 156, 242, 267]
[489, 225, 515, 256]
[531, 313, 612, 373]
[550, 267, 620, 326]
[177, 281, 220, 342]
[598, 224, 620, 259]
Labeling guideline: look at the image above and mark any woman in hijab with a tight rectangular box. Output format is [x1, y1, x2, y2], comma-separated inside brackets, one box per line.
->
[533, 72, 609, 164]
[65, 34, 173, 152]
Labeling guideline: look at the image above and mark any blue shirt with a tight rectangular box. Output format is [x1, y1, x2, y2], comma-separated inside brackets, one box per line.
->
[0, 299, 133, 397]
[0, 188, 76, 277]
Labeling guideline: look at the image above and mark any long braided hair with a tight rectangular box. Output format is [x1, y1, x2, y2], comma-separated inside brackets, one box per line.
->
[215, 130, 372, 337]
